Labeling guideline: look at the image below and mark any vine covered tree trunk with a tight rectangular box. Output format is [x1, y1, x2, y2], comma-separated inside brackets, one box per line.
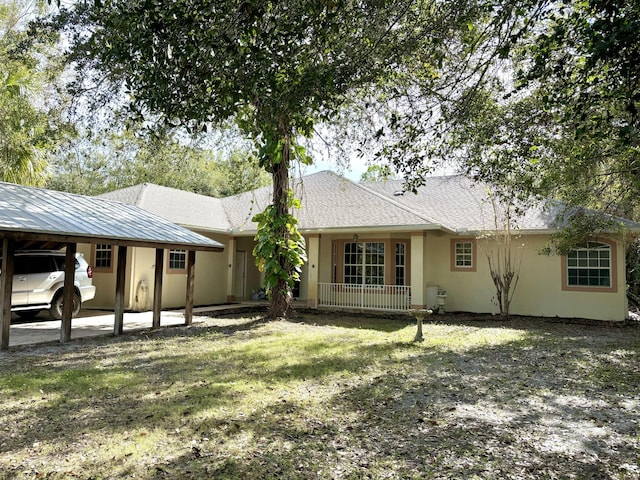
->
[269, 136, 292, 318]
[252, 132, 307, 320]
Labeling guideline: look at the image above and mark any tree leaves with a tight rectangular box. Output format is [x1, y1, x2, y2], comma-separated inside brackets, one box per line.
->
[0, 0, 70, 186]
[55, 0, 485, 316]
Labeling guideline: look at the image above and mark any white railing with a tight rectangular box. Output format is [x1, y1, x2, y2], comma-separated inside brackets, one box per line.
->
[318, 283, 411, 312]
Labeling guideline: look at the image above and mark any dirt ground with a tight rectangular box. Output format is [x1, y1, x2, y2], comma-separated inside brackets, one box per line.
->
[1, 311, 639, 479]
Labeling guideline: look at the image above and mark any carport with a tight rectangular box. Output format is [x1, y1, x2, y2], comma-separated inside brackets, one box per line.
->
[0, 182, 224, 350]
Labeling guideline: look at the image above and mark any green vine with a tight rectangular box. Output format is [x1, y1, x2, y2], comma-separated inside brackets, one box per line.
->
[252, 189, 307, 300]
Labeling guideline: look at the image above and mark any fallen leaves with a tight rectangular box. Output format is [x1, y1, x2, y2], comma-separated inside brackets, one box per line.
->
[0, 314, 639, 479]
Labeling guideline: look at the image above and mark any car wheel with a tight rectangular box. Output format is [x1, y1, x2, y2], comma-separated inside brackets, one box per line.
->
[50, 291, 81, 320]
[16, 310, 41, 319]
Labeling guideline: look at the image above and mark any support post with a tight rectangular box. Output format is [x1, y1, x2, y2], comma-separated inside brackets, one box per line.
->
[152, 248, 164, 329]
[185, 250, 196, 326]
[0, 238, 15, 350]
[225, 237, 236, 302]
[114, 245, 127, 335]
[410, 232, 426, 309]
[60, 243, 77, 343]
[306, 235, 320, 308]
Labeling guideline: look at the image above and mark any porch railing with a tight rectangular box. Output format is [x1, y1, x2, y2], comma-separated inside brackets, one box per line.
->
[318, 283, 411, 312]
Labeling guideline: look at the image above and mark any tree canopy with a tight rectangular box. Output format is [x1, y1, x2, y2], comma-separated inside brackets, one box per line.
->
[46, 127, 270, 197]
[359, 164, 397, 183]
[56, 0, 475, 317]
[374, 0, 640, 249]
[0, 0, 70, 185]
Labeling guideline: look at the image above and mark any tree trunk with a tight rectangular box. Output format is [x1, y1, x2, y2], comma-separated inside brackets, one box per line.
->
[268, 135, 292, 318]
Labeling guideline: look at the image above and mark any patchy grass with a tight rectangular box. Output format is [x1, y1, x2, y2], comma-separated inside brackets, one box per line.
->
[1, 312, 639, 479]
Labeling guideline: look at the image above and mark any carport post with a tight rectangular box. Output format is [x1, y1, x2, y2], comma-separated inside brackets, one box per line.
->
[0, 238, 15, 350]
[185, 250, 196, 326]
[114, 245, 127, 335]
[60, 243, 77, 343]
[152, 248, 163, 329]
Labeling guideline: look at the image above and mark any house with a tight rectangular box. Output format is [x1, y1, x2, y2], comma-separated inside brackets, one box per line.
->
[80, 171, 639, 321]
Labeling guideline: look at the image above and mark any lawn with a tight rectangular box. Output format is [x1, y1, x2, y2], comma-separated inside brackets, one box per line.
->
[0, 312, 638, 479]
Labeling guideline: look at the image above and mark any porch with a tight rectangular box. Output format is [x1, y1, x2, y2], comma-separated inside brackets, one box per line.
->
[317, 283, 411, 312]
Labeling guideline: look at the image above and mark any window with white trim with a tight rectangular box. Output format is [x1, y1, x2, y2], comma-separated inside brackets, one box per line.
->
[455, 241, 473, 268]
[94, 244, 112, 269]
[168, 249, 187, 271]
[344, 242, 385, 286]
[566, 242, 611, 287]
[395, 242, 406, 286]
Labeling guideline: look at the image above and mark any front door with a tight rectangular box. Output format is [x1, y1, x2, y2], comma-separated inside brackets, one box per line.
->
[233, 251, 246, 299]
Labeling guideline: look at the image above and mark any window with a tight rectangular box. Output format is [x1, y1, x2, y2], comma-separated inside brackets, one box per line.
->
[94, 244, 112, 270]
[332, 242, 338, 283]
[395, 242, 406, 286]
[566, 242, 612, 288]
[168, 249, 187, 271]
[450, 238, 477, 272]
[344, 242, 385, 286]
[455, 242, 473, 267]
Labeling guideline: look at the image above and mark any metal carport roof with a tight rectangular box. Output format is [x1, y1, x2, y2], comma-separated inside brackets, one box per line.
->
[0, 182, 225, 351]
[0, 182, 224, 252]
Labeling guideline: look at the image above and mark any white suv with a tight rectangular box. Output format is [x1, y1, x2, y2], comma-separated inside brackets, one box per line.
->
[6, 250, 96, 319]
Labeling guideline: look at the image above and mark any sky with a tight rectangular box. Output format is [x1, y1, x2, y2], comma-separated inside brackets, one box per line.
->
[300, 156, 368, 182]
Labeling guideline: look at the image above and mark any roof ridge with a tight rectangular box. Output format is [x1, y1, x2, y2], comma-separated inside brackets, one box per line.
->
[353, 179, 448, 229]
[134, 183, 151, 206]
[361, 173, 465, 186]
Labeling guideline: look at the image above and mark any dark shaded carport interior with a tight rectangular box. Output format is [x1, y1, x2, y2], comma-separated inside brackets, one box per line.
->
[0, 182, 224, 350]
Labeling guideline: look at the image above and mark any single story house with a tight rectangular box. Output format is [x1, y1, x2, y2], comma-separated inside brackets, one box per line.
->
[79, 171, 640, 321]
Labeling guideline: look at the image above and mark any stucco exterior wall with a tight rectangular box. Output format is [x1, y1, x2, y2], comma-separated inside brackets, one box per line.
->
[78, 233, 229, 311]
[235, 236, 261, 299]
[128, 247, 157, 310]
[158, 250, 228, 308]
[309, 231, 627, 322]
[317, 234, 334, 285]
[427, 233, 627, 321]
[77, 243, 132, 310]
[81, 228, 627, 321]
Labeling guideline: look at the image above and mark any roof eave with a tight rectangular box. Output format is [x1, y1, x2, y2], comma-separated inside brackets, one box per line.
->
[0, 229, 225, 253]
[180, 223, 233, 235]
[230, 223, 453, 236]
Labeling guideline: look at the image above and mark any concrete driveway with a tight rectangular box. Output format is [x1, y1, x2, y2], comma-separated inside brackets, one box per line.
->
[8, 309, 191, 347]
[7, 303, 266, 348]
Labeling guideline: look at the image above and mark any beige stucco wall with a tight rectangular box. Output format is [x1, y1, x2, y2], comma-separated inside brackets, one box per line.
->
[423, 233, 627, 321]
[317, 234, 334, 285]
[78, 232, 229, 311]
[158, 249, 229, 308]
[81, 228, 628, 321]
[77, 243, 130, 310]
[307, 231, 627, 322]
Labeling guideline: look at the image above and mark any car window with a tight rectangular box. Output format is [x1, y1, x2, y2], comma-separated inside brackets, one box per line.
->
[25, 256, 55, 274]
[50, 255, 79, 271]
[14, 256, 29, 275]
[51, 256, 64, 271]
[3, 253, 77, 275]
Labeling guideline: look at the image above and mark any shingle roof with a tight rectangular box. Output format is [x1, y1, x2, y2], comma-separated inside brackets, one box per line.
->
[221, 170, 438, 233]
[99, 171, 640, 236]
[0, 182, 224, 251]
[99, 183, 231, 233]
[361, 175, 564, 232]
